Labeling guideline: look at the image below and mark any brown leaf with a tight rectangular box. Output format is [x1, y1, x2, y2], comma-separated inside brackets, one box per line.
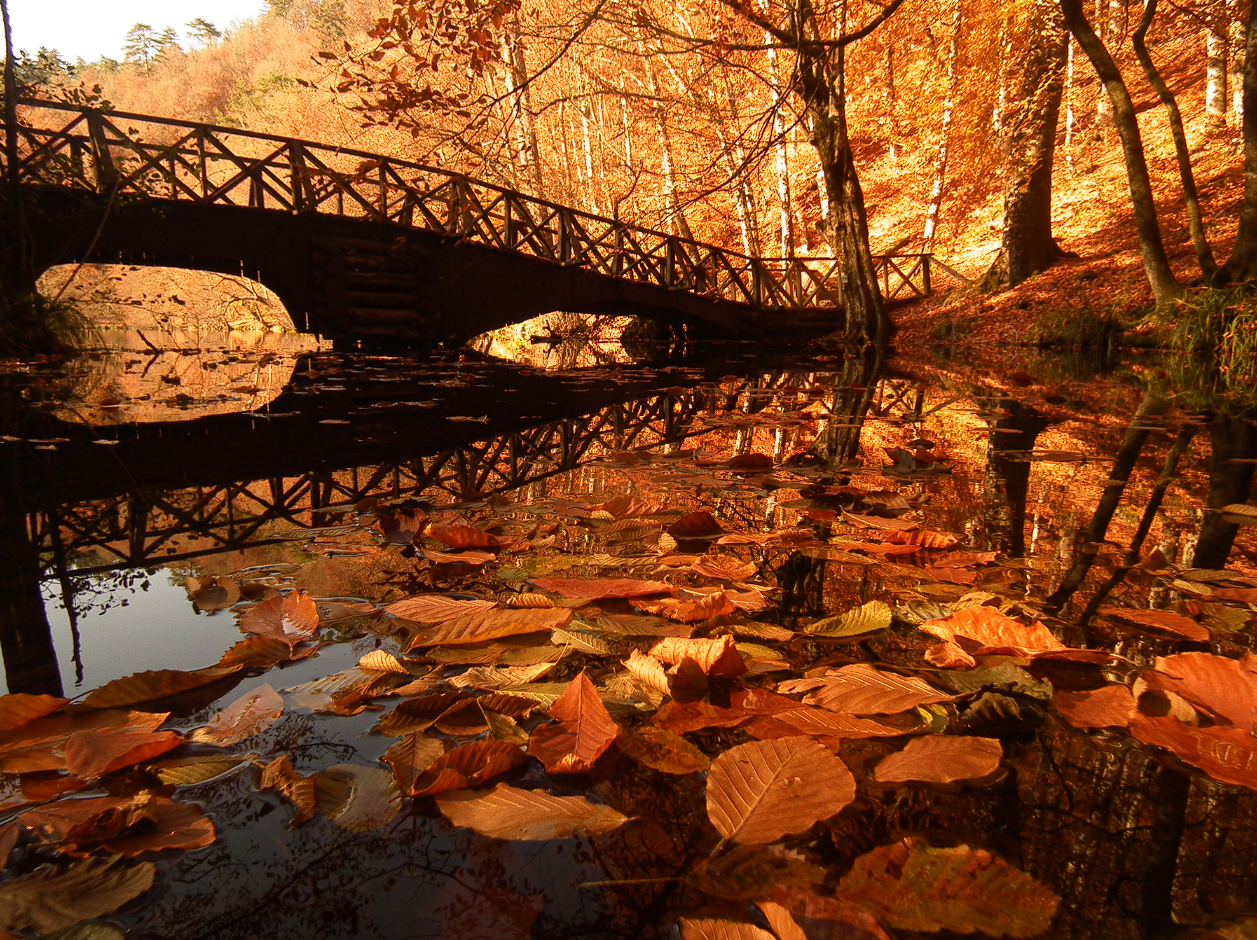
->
[374, 506, 428, 544]
[407, 607, 571, 648]
[679, 919, 774, 940]
[385, 594, 498, 622]
[930, 550, 998, 568]
[149, 753, 255, 786]
[843, 511, 918, 531]
[692, 555, 759, 581]
[687, 845, 825, 901]
[1105, 607, 1210, 641]
[727, 452, 774, 470]
[313, 764, 401, 831]
[833, 839, 1059, 936]
[218, 636, 306, 669]
[1130, 713, 1257, 789]
[0, 856, 156, 933]
[188, 576, 241, 611]
[427, 522, 500, 549]
[0, 694, 68, 732]
[652, 689, 800, 733]
[617, 727, 710, 774]
[668, 511, 726, 538]
[778, 664, 954, 715]
[706, 736, 856, 844]
[64, 730, 183, 779]
[80, 667, 238, 710]
[881, 528, 961, 549]
[22, 794, 214, 856]
[258, 755, 318, 825]
[872, 735, 1003, 783]
[529, 672, 619, 774]
[0, 709, 169, 774]
[649, 635, 748, 677]
[1143, 652, 1257, 730]
[765, 887, 893, 940]
[1053, 685, 1136, 729]
[422, 547, 496, 565]
[924, 641, 976, 668]
[623, 650, 671, 702]
[436, 783, 628, 839]
[377, 691, 470, 736]
[448, 661, 558, 691]
[506, 592, 557, 609]
[357, 651, 410, 675]
[237, 591, 320, 645]
[187, 684, 283, 746]
[633, 591, 738, 622]
[746, 708, 918, 740]
[921, 607, 1065, 655]
[410, 740, 529, 797]
[530, 577, 676, 599]
[382, 732, 445, 794]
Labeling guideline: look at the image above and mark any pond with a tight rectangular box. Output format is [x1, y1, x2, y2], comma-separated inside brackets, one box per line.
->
[0, 330, 1255, 940]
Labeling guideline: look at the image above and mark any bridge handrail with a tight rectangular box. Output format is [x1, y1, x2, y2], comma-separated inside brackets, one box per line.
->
[4, 98, 963, 307]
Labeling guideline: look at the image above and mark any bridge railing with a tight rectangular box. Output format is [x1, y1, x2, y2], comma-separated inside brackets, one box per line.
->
[5, 100, 964, 308]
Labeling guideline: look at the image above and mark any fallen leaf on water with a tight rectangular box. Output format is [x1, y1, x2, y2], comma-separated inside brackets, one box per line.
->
[0, 710, 169, 774]
[0, 856, 155, 933]
[187, 576, 241, 611]
[872, 735, 1003, 784]
[842, 511, 918, 531]
[64, 730, 183, 779]
[406, 607, 571, 649]
[706, 736, 855, 844]
[622, 649, 671, 703]
[668, 511, 725, 539]
[0, 694, 68, 732]
[217, 636, 308, 669]
[692, 556, 758, 581]
[187, 684, 283, 746]
[237, 591, 320, 645]
[632, 591, 738, 622]
[529, 672, 619, 774]
[529, 577, 676, 599]
[649, 635, 747, 678]
[258, 755, 318, 825]
[1220, 503, 1257, 525]
[358, 651, 410, 675]
[924, 641, 977, 668]
[410, 739, 529, 797]
[1053, 685, 1136, 729]
[1131, 712, 1257, 789]
[1105, 607, 1210, 642]
[385, 594, 497, 623]
[921, 606, 1065, 656]
[765, 886, 893, 940]
[373, 507, 427, 544]
[678, 918, 774, 940]
[80, 668, 238, 710]
[1143, 652, 1257, 730]
[778, 663, 955, 714]
[421, 547, 497, 565]
[506, 592, 556, 608]
[313, 764, 401, 831]
[834, 838, 1059, 936]
[687, 845, 825, 900]
[149, 753, 255, 786]
[447, 661, 558, 690]
[436, 783, 628, 840]
[377, 691, 470, 736]
[881, 528, 961, 550]
[22, 794, 215, 856]
[746, 708, 918, 740]
[617, 727, 710, 774]
[0, 822, 16, 869]
[427, 522, 500, 549]
[803, 600, 893, 638]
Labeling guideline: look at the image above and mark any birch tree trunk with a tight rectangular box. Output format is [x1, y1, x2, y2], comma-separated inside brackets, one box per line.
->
[1206, 0, 1230, 129]
[646, 61, 695, 240]
[1231, 0, 1247, 121]
[982, 0, 1068, 288]
[1224, 0, 1257, 280]
[922, 0, 962, 252]
[764, 26, 797, 258]
[500, 18, 544, 196]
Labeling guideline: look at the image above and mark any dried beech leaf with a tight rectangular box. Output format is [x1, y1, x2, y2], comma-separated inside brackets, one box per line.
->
[668, 511, 725, 538]
[385, 594, 497, 623]
[410, 740, 528, 797]
[448, 661, 558, 690]
[623, 649, 671, 701]
[1053, 685, 1136, 729]
[64, 730, 183, 779]
[482, 707, 530, 745]
[506, 592, 556, 608]
[678, 918, 775, 940]
[314, 764, 401, 831]
[1145, 652, 1257, 730]
[1130, 713, 1257, 789]
[0, 694, 68, 732]
[780, 664, 954, 715]
[649, 635, 748, 677]
[237, 591, 320, 645]
[751, 707, 920, 739]
[706, 736, 856, 844]
[21, 794, 215, 856]
[358, 651, 410, 675]
[80, 668, 238, 710]
[881, 528, 961, 549]
[687, 844, 825, 901]
[872, 735, 1003, 783]
[258, 755, 318, 825]
[632, 592, 739, 622]
[766, 886, 893, 940]
[407, 607, 572, 648]
[421, 547, 496, 565]
[528, 672, 619, 774]
[382, 733, 445, 794]
[755, 901, 808, 940]
[218, 635, 305, 669]
[149, 753, 255, 786]
[0, 857, 156, 932]
[804, 601, 893, 637]
[436, 783, 628, 840]
[427, 522, 500, 549]
[921, 607, 1065, 655]
[187, 684, 283, 746]
[617, 727, 710, 774]
[530, 577, 676, 599]
[692, 556, 758, 581]
[1220, 503, 1257, 525]
[1105, 607, 1209, 641]
[834, 838, 1059, 936]
[377, 692, 470, 736]
[842, 511, 919, 531]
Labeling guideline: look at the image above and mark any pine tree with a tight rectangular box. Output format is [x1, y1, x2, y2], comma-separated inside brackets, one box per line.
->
[123, 24, 159, 71]
[185, 18, 221, 45]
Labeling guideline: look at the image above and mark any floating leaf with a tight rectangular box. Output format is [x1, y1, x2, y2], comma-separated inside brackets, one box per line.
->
[765, 887, 893, 940]
[804, 601, 892, 637]
[377, 691, 470, 736]
[436, 783, 628, 840]
[64, 730, 182, 779]
[617, 727, 710, 774]
[843, 511, 918, 531]
[529, 672, 619, 774]
[668, 511, 725, 538]
[506, 592, 556, 608]
[881, 528, 961, 549]
[1220, 503, 1257, 525]
[1143, 652, 1257, 729]
[692, 556, 758, 581]
[530, 577, 676, 599]
[358, 651, 410, 675]
[687, 845, 825, 900]
[706, 736, 855, 844]
[447, 661, 559, 690]
[0, 694, 68, 732]
[778, 664, 954, 715]
[218, 635, 305, 669]
[1131, 713, 1257, 789]
[422, 547, 496, 565]
[149, 753, 255, 786]
[633, 592, 738, 622]
[0, 857, 155, 933]
[921, 607, 1065, 655]
[187, 684, 283, 746]
[427, 522, 500, 549]
[649, 635, 747, 677]
[381, 732, 445, 794]
[237, 591, 319, 645]
[21, 794, 215, 856]
[385, 595, 497, 623]
[374, 507, 427, 544]
[410, 740, 529, 797]
[834, 838, 1059, 936]
[678, 918, 774, 940]
[872, 735, 1003, 783]
[0, 710, 169, 774]
[80, 668, 237, 710]
[314, 764, 401, 831]
[259, 755, 318, 825]
[1105, 608, 1209, 641]
[1053, 685, 1136, 729]
[406, 607, 571, 648]
[188, 576, 241, 611]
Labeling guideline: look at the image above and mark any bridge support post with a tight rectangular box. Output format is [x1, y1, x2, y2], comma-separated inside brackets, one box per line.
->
[85, 111, 118, 194]
[289, 142, 306, 213]
[921, 254, 932, 295]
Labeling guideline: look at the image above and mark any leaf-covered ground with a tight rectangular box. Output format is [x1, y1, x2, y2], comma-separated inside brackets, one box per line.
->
[2, 355, 1257, 939]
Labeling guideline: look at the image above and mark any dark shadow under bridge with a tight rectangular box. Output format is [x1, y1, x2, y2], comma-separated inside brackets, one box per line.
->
[8, 101, 967, 345]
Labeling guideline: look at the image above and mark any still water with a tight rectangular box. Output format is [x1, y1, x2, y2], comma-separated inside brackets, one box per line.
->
[1, 330, 1255, 940]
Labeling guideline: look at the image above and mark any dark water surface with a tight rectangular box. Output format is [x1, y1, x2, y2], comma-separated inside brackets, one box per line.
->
[2, 335, 1257, 940]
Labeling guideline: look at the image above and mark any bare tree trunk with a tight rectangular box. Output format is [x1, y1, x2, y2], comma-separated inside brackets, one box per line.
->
[1095, 0, 1115, 128]
[1207, 0, 1230, 128]
[922, 0, 962, 252]
[579, 94, 599, 214]
[500, 18, 544, 196]
[1064, 37, 1077, 167]
[1061, 0, 1183, 302]
[1231, 0, 1247, 122]
[982, 0, 1068, 289]
[1224, 0, 1257, 280]
[883, 44, 900, 161]
[646, 61, 694, 241]
[764, 27, 797, 258]
[1132, 0, 1218, 278]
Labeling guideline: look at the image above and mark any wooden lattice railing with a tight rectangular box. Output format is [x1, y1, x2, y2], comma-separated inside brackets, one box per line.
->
[4, 100, 966, 309]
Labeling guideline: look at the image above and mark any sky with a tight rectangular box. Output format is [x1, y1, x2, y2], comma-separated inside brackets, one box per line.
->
[8, 0, 269, 64]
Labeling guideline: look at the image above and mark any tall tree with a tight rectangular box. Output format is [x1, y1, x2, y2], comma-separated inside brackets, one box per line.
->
[186, 18, 222, 45]
[123, 24, 160, 72]
[982, 0, 1069, 289]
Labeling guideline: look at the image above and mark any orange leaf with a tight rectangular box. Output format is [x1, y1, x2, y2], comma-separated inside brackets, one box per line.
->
[692, 556, 758, 581]
[0, 694, 68, 732]
[679, 918, 774, 939]
[529, 577, 676, 599]
[765, 887, 892, 940]
[1104, 607, 1210, 642]
[921, 606, 1065, 655]
[410, 739, 528, 797]
[382, 733, 445, 794]
[385, 594, 497, 623]
[1130, 713, 1257, 789]
[649, 635, 748, 677]
[218, 636, 305, 669]
[778, 664, 955, 715]
[1143, 652, 1257, 730]
[842, 511, 919, 531]
[881, 528, 961, 549]
[373, 506, 427, 544]
[427, 522, 500, 549]
[406, 606, 571, 648]
[632, 591, 738, 622]
[63, 730, 182, 779]
[593, 496, 671, 518]
[377, 691, 470, 736]
[872, 735, 1003, 783]
[617, 727, 710, 774]
[528, 672, 618, 774]
[237, 591, 319, 645]
[80, 668, 238, 710]
[668, 511, 726, 538]
[259, 755, 318, 825]
[1053, 685, 1136, 729]
[421, 547, 496, 565]
[187, 684, 283, 746]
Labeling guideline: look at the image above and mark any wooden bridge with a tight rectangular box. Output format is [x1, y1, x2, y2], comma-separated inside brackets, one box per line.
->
[6, 100, 965, 345]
